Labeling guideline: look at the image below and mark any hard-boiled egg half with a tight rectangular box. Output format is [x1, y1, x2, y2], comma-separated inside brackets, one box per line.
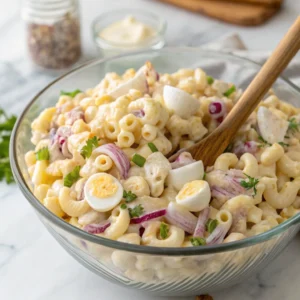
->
[84, 173, 123, 212]
[163, 85, 200, 119]
[167, 160, 204, 191]
[176, 180, 211, 212]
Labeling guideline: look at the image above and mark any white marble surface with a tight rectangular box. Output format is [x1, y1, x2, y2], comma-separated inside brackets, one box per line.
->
[1, 0, 300, 299]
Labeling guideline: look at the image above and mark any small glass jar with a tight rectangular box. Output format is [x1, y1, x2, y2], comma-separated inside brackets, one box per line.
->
[22, 0, 81, 69]
[92, 9, 167, 57]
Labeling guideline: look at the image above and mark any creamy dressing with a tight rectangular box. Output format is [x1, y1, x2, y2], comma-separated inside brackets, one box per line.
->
[99, 16, 155, 46]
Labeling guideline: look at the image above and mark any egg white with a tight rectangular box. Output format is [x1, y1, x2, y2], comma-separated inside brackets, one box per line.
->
[167, 160, 204, 191]
[176, 180, 211, 212]
[84, 173, 123, 212]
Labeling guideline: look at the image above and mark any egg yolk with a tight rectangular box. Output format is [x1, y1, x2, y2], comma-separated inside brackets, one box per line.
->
[177, 180, 203, 200]
[90, 176, 118, 198]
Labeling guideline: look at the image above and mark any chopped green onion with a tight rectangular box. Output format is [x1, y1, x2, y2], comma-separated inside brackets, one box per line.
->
[132, 153, 146, 167]
[240, 173, 259, 196]
[64, 166, 81, 187]
[128, 204, 144, 218]
[223, 85, 236, 97]
[35, 147, 50, 161]
[288, 118, 300, 133]
[148, 142, 158, 153]
[159, 222, 169, 240]
[203, 172, 207, 180]
[123, 190, 137, 203]
[207, 76, 214, 85]
[258, 135, 272, 148]
[120, 203, 127, 210]
[278, 141, 289, 147]
[206, 219, 218, 234]
[60, 89, 82, 98]
[80, 136, 99, 158]
[190, 237, 206, 246]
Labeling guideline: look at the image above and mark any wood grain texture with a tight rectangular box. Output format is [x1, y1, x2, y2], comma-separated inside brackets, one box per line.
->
[158, 0, 280, 26]
[183, 17, 300, 167]
[209, 0, 283, 7]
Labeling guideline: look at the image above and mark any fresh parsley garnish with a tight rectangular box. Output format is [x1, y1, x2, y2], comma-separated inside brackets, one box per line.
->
[240, 173, 259, 196]
[224, 143, 233, 153]
[288, 118, 300, 133]
[206, 219, 218, 234]
[128, 204, 144, 218]
[80, 136, 99, 158]
[35, 147, 50, 161]
[258, 136, 272, 148]
[278, 141, 289, 147]
[0, 109, 17, 184]
[120, 203, 127, 210]
[60, 89, 82, 98]
[207, 76, 214, 85]
[190, 237, 206, 246]
[223, 85, 236, 97]
[159, 222, 169, 240]
[64, 166, 81, 187]
[123, 190, 137, 203]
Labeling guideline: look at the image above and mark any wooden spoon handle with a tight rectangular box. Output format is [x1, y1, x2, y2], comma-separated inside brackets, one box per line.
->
[188, 17, 300, 166]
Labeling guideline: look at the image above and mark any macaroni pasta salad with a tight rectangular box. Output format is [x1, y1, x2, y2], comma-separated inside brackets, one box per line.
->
[26, 62, 300, 248]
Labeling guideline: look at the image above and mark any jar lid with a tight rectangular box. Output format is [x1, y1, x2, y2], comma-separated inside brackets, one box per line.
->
[22, 0, 78, 25]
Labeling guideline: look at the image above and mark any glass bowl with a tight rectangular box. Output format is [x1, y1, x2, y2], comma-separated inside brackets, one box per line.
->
[10, 48, 300, 296]
[92, 9, 166, 57]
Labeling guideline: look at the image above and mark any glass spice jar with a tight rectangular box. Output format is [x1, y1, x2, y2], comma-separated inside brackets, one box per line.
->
[22, 0, 81, 69]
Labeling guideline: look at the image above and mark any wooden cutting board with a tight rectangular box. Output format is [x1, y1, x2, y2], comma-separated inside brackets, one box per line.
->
[212, 0, 282, 5]
[158, 0, 281, 26]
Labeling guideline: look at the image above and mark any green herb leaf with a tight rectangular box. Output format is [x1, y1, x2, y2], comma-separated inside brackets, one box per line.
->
[80, 136, 99, 158]
[206, 219, 218, 234]
[128, 204, 144, 218]
[148, 142, 158, 153]
[159, 222, 169, 240]
[64, 166, 81, 187]
[190, 237, 206, 246]
[60, 89, 82, 98]
[35, 147, 50, 161]
[223, 143, 233, 153]
[288, 118, 300, 133]
[258, 135, 272, 148]
[120, 203, 127, 210]
[223, 85, 236, 97]
[123, 190, 137, 203]
[240, 173, 259, 196]
[278, 141, 289, 147]
[203, 172, 207, 180]
[207, 76, 214, 85]
[132, 153, 146, 167]
[0, 109, 17, 184]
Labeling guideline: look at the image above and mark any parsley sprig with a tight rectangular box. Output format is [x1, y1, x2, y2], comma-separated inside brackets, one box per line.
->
[278, 141, 289, 147]
[128, 204, 144, 218]
[159, 222, 169, 240]
[191, 237, 206, 246]
[258, 136, 272, 148]
[123, 190, 137, 203]
[0, 109, 17, 184]
[60, 89, 82, 98]
[206, 219, 218, 234]
[288, 118, 300, 133]
[64, 166, 81, 187]
[240, 173, 259, 196]
[80, 136, 99, 158]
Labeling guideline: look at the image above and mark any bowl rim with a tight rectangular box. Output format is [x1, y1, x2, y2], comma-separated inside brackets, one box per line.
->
[10, 47, 300, 256]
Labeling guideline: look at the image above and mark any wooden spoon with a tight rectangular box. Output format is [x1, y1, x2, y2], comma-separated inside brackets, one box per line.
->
[170, 17, 300, 167]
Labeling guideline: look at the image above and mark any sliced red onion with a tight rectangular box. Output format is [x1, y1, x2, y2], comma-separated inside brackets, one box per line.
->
[170, 152, 195, 169]
[206, 225, 228, 245]
[130, 209, 167, 224]
[193, 207, 210, 237]
[61, 141, 72, 158]
[83, 221, 111, 234]
[65, 107, 85, 126]
[132, 109, 145, 118]
[209, 100, 227, 120]
[94, 143, 131, 179]
[165, 202, 197, 234]
[233, 141, 258, 158]
[139, 226, 145, 237]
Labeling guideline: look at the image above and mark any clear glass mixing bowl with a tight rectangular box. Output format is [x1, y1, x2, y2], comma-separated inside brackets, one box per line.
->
[10, 48, 300, 296]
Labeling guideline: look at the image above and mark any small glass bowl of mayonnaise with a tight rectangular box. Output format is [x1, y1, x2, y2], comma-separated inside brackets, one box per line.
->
[92, 9, 167, 56]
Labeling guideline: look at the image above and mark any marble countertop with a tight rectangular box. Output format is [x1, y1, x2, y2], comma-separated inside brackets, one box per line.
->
[1, 0, 300, 299]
